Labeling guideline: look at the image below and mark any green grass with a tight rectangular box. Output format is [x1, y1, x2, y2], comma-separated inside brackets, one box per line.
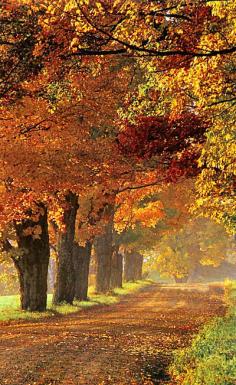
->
[0, 280, 152, 322]
[169, 280, 236, 385]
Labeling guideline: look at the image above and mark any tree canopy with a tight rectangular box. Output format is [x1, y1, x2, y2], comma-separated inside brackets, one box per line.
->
[0, 0, 235, 309]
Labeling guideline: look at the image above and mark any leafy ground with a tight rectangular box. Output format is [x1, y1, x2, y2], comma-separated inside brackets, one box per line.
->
[0, 283, 225, 385]
[0, 280, 151, 321]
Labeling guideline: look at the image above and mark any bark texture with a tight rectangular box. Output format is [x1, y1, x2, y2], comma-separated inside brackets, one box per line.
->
[73, 241, 92, 301]
[110, 247, 123, 289]
[53, 192, 78, 305]
[94, 204, 114, 293]
[14, 203, 50, 311]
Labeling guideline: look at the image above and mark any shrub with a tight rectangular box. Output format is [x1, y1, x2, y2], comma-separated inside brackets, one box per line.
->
[169, 281, 236, 385]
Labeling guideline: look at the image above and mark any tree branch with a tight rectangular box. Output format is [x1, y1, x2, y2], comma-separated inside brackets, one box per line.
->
[118, 180, 163, 194]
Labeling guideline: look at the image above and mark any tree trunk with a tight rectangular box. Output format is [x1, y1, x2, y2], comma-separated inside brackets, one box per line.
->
[47, 256, 56, 293]
[53, 192, 78, 305]
[14, 203, 50, 311]
[110, 247, 123, 289]
[124, 252, 136, 282]
[73, 241, 92, 301]
[134, 252, 143, 280]
[124, 251, 143, 282]
[94, 204, 114, 293]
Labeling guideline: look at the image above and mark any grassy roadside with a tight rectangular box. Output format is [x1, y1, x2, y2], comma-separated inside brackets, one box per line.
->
[169, 281, 236, 385]
[0, 280, 153, 322]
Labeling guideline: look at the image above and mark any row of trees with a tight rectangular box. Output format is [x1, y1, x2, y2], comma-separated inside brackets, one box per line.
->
[1, 192, 145, 311]
[1, 180, 234, 304]
[0, 1, 235, 310]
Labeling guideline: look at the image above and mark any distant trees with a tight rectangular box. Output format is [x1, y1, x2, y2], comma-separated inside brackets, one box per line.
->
[154, 218, 230, 283]
[124, 251, 143, 282]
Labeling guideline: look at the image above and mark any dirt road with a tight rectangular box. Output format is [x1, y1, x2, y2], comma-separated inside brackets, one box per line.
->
[0, 284, 225, 385]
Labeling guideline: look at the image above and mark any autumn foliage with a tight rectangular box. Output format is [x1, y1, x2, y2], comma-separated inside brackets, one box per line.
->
[0, 0, 235, 313]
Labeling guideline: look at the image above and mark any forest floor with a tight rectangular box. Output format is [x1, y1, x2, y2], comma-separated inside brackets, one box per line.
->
[0, 283, 225, 385]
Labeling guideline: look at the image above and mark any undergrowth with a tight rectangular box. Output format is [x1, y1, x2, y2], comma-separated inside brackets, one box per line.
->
[169, 280, 236, 385]
[0, 280, 152, 322]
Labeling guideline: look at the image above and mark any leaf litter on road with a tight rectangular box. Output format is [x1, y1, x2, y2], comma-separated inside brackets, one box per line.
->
[0, 284, 225, 385]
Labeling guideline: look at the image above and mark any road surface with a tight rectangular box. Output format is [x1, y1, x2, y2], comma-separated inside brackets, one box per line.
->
[0, 284, 225, 385]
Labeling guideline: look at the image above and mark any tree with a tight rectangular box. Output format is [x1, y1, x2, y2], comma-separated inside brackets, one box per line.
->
[1, 202, 50, 311]
[194, 109, 236, 233]
[1, 0, 234, 310]
[73, 241, 92, 301]
[94, 201, 115, 293]
[0, 34, 134, 306]
[110, 245, 123, 289]
[154, 218, 230, 282]
[107, 1, 235, 232]
[21, 0, 235, 59]
[0, 2, 43, 101]
[124, 251, 143, 282]
[0, 252, 18, 295]
[113, 177, 165, 282]
[53, 192, 78, 305]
